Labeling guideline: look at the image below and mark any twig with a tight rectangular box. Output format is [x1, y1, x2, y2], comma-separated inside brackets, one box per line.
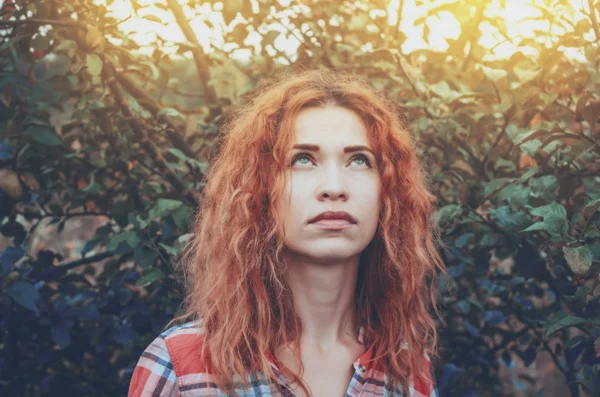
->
[394, 53, 420, 99]
[165, 0, 217, 104]
[587, 0, 600, 42]
[0, 18, 84, 28]
[103, 14, 132, 29]
[275, 20, 305, 46]
[447, 131, 490, 181]
[482, 109, 511, 168]
[57, 251, 116, 272]
[15, 209, 111, 219]
[394, 0, 404, 41]
[461, 0, 485, 72]
[393, 52, 436, 119]
[462, 204, 508, 237]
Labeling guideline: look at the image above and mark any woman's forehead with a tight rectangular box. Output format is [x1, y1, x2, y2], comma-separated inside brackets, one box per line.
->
[290, 110, 369, 146]
[293, 106, 367, 133]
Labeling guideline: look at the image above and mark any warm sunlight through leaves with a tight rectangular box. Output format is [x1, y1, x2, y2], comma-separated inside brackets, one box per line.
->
[104, 0, 591, 63]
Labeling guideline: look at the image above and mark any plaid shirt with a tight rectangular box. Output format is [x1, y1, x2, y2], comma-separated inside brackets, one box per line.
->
[128, 321, 438, 397]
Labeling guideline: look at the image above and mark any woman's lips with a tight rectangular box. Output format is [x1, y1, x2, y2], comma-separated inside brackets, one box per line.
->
[311, 219, 354, 229]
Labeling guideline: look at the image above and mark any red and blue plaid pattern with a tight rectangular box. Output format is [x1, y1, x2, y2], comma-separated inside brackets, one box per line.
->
[128, 321, 438, 396]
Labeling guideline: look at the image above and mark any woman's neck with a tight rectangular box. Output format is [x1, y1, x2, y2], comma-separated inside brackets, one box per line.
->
[283, 251, 361, 351]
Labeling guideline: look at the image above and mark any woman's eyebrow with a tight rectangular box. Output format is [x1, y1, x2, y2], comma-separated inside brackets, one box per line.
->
[292, 144, 375, 156]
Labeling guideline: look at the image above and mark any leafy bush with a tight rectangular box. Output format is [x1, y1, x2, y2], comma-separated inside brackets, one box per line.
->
[1, 0, 599, 396]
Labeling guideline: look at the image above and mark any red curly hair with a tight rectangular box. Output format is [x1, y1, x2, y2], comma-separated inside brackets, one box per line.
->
[168, 68, 447, 396]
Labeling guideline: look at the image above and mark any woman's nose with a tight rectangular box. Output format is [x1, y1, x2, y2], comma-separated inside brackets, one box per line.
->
[317, 163, 348, 200]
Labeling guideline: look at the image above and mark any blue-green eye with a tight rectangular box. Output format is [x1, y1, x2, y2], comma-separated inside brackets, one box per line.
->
[352, 154, 372, 167]
[291, 153, 313, 166]
[291, 152, 373, 167]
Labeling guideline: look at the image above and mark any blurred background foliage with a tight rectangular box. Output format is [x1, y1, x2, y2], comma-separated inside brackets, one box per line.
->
[0, 0, 599, 395]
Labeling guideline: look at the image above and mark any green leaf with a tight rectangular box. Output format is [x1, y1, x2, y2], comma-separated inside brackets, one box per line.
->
[584, 198, 600, 212]
[27, 124, 62, 146]
[513, 67, 540, 83]
[530, 202, 567, 219]
[348, 14, 368, 31]
[85, 54, 103, 77]
[436, 204, 461, 228]
[7, 281, 40, 314]
[43, 54, 71, 78]
[563, 246, 593, 276]
[484, 178, 512, 198]
[545, 316, 588, 336]
[30, 34, 52, 52]
[133, 246, 157, 268]
[149, 199, 183, 220]
[518, 167, 540, 183]
[428, 81, 458, 101]
[490, 206, 531, 234]
[171, 205, 191, 230]
[544, 215, 569, 238]
[223, 0, 244, 25]
[454, 232, 474, 248]
[142, 15, 163, 23]
[168, 148, 190, 162]
[520, 205, 568, 238]
[136, 268, 164, 288]
[231, 23, 248, 44]
[135, 214, 149, 229]
[262, 30, 280, 48]
[55, 40, 77, 54]
[497, 184, 530, 209]
[457, 300, 470, 314]
[505, 124, 521, 142]
[83, 183, 103, 193]
[529, 175, 559, 200]
[582, 101, 600, 129]
[481, 66, 507, 81]
[520, 139, 542, 156]
[107, 231, 141, 251]
[158, 108, 186, 127]
[159, 243, 179, 256]
[521, 221, 546, 232]
[465, 296, 484, 311]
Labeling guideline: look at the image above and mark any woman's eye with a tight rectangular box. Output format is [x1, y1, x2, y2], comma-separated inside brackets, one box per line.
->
[291, 153, 313, 166]
[291, 153, 372, 167]
[352, 154, 372, 167]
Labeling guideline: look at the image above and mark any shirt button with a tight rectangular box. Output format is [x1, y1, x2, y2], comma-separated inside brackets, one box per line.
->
[358, 364, 367, 373]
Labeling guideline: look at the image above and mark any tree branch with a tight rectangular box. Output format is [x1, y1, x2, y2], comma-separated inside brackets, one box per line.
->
[0, 18, 84, 28]
[15, 209, 111, 219]
[101, 60, 198, 206]
[394, 0, 404, 41]
[165, 0, 217, 104]
[57, 251, 116, 272]
[587, 0, 600, 42]
[114, 69, 197, 159]
[461, 0, 486, 72]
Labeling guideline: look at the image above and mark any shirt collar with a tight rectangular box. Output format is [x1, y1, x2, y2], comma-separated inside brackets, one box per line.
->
[266, 325, 377, 374]
[353, 325, 375, 373]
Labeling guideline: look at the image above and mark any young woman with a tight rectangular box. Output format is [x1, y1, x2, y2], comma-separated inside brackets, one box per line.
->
[128, 68, 446, 397]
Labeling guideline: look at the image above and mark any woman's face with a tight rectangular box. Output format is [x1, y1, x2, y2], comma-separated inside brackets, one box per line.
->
[276, 105, 382, 264]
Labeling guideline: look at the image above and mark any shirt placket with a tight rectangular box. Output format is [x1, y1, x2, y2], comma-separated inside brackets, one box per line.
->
[345, 357, 369, 397]
[265, 325, 372, 397]
[267, 358, 297, 396]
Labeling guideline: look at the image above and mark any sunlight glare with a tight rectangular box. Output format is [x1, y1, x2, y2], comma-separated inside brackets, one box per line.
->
[103, 0, 591, 63]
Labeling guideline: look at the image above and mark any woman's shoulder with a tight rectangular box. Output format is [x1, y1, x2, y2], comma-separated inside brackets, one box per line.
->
[160, 320, 212, 373]
[158, 319, 205, 347]
[128, 320, 213, 397]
